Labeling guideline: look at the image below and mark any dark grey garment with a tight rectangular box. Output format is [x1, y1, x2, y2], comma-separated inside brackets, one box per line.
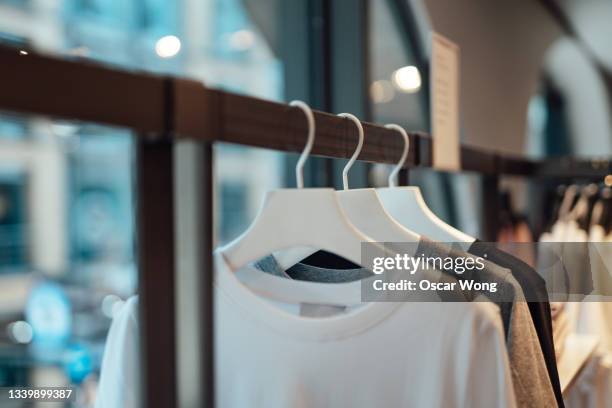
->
[415, 238, 516, 336]
[469, 240, 564, 408]
[253, 256, 289, 278]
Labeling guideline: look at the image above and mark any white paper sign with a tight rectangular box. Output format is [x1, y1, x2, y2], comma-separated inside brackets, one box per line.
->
[431, 32, 460, 171]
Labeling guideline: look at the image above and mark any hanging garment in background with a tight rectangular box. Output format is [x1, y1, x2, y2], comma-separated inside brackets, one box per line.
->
[496, 220, 536, 267]
[539, 220, 593, 299]
[468, 240, 565, 408]
[549, 270, 612, 407]
[587, 225, 612, 300]
[573, 300, 612, 359]
[552, 303, 570, 361]
[564, 353, 612, 408]
[96, 251, 518, 408]
[538, 199, 612, 407]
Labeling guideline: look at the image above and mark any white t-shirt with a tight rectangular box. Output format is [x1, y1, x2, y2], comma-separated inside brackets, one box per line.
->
[96, 252, 517, 408]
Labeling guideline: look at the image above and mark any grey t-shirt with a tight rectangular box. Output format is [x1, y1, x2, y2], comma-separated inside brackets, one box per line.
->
[255, 254, 371, 283]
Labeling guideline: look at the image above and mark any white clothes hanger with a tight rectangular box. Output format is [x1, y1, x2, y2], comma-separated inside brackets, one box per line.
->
[335, 113, 420, 245]
[376, 124, 475, 245]
[220, 101, 378, 271]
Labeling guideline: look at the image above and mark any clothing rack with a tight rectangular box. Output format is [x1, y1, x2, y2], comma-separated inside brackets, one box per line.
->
[0, 45, 610, 408]
[3, 46, 611, 177]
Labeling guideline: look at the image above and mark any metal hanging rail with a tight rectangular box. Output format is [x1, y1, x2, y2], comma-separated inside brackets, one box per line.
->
[1, 44, 611, 408]
[2, 46, 611, 177]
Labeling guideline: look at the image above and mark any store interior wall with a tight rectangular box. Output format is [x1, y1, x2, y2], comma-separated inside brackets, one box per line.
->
[408, 0, 612, 158]
[403, 0, 612, 232]
[557, 0, 612, 72]
[413, 0, 562, 155]
[545, 0, 612, 157]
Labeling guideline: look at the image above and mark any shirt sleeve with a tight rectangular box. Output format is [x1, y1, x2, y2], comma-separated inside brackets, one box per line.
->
[95, 296, 140, 408]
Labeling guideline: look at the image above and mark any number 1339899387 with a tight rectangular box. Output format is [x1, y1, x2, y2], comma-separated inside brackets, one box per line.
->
[3, 387, 75, 402]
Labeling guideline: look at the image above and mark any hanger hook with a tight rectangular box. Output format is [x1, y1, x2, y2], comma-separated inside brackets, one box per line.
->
[384, 124, 410, 187]
[338, 113, 364, 190]
[290, 100, 315, 189]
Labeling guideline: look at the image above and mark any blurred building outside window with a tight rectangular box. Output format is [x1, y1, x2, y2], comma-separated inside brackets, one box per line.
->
[0, 0, 283, 405]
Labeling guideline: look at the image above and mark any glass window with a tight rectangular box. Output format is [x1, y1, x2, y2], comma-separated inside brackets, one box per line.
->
[368, 0, 427, 130]
[0, 168, 28, 271]
[0, 120, 138, 407]
[367, 0, 481, 236]
[0, 0, 283, 404]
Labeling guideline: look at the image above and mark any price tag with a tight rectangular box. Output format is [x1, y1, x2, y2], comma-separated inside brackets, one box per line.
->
[431, 32, 460, 171]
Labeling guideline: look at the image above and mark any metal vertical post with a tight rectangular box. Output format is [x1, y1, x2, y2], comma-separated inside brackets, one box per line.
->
[173, 78, 217, 408]
[137, 136, 177, 408]
[482, 175, 500, 241]
[200, 141, 215, 407]
[399, 168, 409, 186]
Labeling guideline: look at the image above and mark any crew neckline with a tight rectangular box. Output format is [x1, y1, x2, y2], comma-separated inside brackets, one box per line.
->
[214, 251, 401, 341]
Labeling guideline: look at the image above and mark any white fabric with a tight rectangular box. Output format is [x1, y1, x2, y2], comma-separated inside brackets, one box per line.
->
[540, 219, 612, 405]
[574, 298, 612, 356]
[553, 304, 570, 361]
[540, 220, 572, 243]
[587, 225, 612, 298]
[538, 219, 596, 299]
[568, 228, 612, 407]
[565, 226, 612, 356]
[96, 296, 139, 408]
[564, 353, 612, 408]
[96, 252, 517, 408]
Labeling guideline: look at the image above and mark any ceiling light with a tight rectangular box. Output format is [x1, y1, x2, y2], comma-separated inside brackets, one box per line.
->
[155, 35, 181, 58]
[392, 66, 422, 93]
